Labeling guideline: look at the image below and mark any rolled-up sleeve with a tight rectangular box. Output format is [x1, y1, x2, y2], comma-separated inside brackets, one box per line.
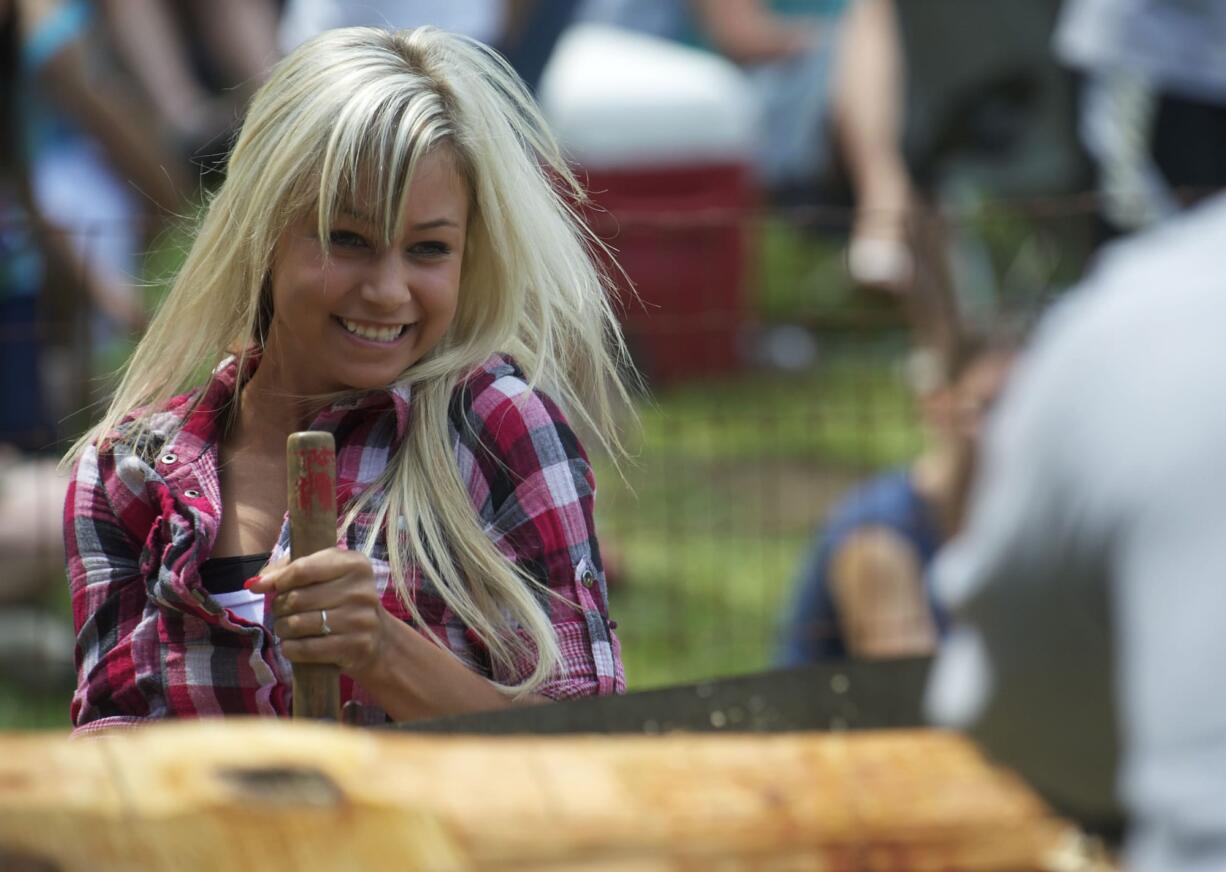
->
[460, 369, 625, 699]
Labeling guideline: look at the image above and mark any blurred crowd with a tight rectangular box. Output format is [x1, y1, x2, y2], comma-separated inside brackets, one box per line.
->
[2, 0, 1226, 865]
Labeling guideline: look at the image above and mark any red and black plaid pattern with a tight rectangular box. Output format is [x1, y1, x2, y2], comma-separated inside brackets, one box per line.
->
[66, 354, 624, 733]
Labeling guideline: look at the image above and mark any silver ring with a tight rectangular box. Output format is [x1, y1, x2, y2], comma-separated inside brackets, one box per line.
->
[319, 609, 332, 637]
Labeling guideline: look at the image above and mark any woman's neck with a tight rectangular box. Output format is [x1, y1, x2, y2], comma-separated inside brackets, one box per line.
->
[213, 358, 305, 558]
[236, 353, 319, 442]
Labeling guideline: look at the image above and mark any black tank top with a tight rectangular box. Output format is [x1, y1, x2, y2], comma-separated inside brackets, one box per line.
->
[198, 553, 270, 594]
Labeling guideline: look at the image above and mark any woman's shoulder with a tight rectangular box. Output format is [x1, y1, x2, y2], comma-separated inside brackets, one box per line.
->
[449, 353, 585, 470]
[102, 355, 248, 461]
[65, 385, 203, 531]
[452, 353, 567, 428]
[455, 352, 528, 398]
[96, 388, 204, 460]
[92, 354, 241, 465]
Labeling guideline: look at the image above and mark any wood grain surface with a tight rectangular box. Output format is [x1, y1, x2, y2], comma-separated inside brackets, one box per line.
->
[0, 723, 1113, 871]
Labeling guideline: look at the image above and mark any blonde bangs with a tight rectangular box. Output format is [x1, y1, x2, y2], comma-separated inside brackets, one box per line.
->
[314, 80, 462, 254]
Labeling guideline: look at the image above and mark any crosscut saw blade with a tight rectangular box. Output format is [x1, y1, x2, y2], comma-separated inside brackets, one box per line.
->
[396, 659, 931, 735]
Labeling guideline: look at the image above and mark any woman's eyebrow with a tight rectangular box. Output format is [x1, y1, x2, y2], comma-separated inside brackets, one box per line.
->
[337, 208, 378, 225]
[335, 209, 459, 231]
[411, 218, 460, 231]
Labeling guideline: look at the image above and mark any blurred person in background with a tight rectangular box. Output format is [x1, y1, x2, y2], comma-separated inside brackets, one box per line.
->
[775, 334, 1015, 664]
[16, 0, 189, 355]
[2, 0, 54, 454]
[97, 0, 281, 170]
[579, 0, 917, 292]
[280, 0, 580, 94]
[926, 192, 1226, 865]
[1055, 0, 1226, 238]
[0, 0, 74, 683]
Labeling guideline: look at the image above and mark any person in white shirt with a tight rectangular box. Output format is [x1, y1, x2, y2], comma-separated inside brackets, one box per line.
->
[927, 193, 1226, 869]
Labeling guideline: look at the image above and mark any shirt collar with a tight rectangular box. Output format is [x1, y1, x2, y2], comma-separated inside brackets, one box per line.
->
[164, 353, 254, 464]
[306, 378, 413, 439]
[169, 354, 414, 463]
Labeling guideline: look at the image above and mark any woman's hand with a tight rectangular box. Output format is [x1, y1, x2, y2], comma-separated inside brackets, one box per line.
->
[247, 548, 392, 679]
[249, 549, 550, 722]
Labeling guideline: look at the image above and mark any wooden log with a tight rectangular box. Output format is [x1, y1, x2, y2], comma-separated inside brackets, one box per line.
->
[286, 431, 341, 722]
[0, 724, 1111, 871]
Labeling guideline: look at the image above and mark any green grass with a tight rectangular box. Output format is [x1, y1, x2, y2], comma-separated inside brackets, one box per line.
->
[635, 356, 920, 464]
[0, 574, 74, 730]
[754, 216, 911, 329]
[756, 215, 852, 320]
[609, 532, 810, 687]
[0, 677, 71, 731]
[596, 351, 923, 690]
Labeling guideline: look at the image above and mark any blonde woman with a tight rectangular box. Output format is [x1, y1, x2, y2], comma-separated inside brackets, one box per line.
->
[63, 26, 633, 732]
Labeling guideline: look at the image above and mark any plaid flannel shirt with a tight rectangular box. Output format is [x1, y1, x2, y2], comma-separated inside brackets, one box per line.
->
[66, 353, 624, 733]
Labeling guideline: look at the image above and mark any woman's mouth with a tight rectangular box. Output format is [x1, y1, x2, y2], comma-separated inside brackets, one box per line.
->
[336, 316, 408, 343]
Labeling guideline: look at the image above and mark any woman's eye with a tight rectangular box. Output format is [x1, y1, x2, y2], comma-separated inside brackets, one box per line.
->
[329, 230, 368, 248]
[411, 241, 452, 259]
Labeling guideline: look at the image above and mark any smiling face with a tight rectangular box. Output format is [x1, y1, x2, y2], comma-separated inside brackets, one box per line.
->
[261, 149, 469, 396]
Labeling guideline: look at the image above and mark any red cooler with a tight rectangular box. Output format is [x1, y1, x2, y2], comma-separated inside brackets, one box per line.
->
[584, 161, 754, 384]
[541, 24, 760, 386]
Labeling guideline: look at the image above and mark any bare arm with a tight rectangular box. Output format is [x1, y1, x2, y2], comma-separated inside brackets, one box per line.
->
[182, 0, 280, 101]
[360, 611, 549, 722]
[28, 22, 188, 215]
[689, 0, 814, 64]
[37, 216, 146, 330]
[96, 0, 213, 137]
[500, 0, 538, 48]
[829, 526, 937, 658]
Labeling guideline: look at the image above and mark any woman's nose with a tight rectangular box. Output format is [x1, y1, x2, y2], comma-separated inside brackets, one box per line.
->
[360, 253, 413, 307]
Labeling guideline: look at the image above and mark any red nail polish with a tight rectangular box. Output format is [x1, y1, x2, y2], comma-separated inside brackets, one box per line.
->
[243, 575, 262, 590]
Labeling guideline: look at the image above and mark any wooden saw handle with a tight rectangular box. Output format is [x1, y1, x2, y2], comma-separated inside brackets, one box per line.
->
[286, 431, 341, 721]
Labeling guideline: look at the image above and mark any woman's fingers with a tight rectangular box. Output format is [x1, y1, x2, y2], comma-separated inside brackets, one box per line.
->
[272, 600, 380, 640]
[278, 615, 384, 672]
[250, 547, 388, 674]
[273, 608, 335, 641]
[246, 547, 367, 594]
[269, 577, 369, 619]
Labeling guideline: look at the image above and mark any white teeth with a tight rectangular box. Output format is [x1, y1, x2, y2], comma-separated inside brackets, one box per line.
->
[340, 318, 406, 342]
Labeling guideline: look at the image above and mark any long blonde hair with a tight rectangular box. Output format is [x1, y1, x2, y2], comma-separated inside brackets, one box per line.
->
[66, 27, 635, 694]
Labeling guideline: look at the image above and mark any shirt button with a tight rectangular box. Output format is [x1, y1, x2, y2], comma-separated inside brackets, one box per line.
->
[160, 452, 178, 465]
[581, 570, 596, 588]
[184, 488, 201, 499]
